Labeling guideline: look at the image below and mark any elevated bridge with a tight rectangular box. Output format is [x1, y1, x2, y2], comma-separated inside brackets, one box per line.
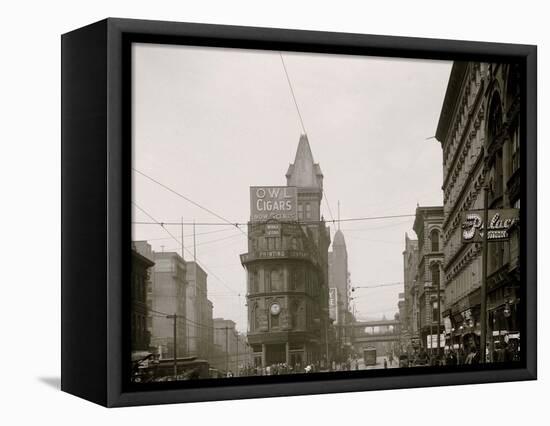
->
[349, 319, 401, 345]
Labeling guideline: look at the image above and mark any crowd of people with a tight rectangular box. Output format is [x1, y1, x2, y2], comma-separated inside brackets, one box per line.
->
[222, 335, 521, 378]
[403, 335, 520, 367]
[235, 359, 361, 377]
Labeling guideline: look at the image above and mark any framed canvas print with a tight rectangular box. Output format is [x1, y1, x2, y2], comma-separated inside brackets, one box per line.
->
[61, 18, 537, 407]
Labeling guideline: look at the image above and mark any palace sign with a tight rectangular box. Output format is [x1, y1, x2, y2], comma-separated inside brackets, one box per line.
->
[250, 186, 297, 222]
[461, 209, 519, 243]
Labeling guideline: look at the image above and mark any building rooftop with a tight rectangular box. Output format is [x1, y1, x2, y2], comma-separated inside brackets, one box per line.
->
[285, 134, 323, 189]
[435, 62, 469, 145]
[333, 229, 346, 247]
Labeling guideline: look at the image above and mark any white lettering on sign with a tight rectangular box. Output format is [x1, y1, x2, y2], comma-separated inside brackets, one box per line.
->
[250, 186, 297, 222]
[461, 209, 519, 243]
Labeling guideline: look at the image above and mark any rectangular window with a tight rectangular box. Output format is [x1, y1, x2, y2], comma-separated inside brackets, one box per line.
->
[266, 237, 281, 250]
[155, 258, 174, 273]
[248, 271, 255, 293]
[305, 203, 312, 219]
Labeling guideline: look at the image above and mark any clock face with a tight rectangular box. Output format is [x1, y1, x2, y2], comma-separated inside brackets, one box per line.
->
[270, 303, 281, 316]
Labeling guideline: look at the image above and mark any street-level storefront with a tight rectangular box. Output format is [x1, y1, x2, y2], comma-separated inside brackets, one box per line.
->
[487, 264, 521, 362]
[248, 332, 322, 369]
[444, 277, 521, 363]
[444, 289, 481, 362]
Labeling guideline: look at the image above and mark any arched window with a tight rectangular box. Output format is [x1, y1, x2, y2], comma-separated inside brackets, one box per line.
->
[430, 229, 440, 252]
[488, 93, 503, 145]
[487, 93, 504, 198]
[250, 303, 260, 332]
[506, 66, 520, 175]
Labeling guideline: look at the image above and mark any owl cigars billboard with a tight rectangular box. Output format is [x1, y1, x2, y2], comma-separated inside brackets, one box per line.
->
[250, 186, 297, 222]
[461, 209, 519, 243]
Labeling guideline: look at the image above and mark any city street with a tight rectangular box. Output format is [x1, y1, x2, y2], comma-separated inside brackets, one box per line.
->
[357, 356, 399, 370]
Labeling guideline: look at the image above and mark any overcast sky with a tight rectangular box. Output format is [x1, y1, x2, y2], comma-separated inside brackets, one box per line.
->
[132, 42, 452, 332]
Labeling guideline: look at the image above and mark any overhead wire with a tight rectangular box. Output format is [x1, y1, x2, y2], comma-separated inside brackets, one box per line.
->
[279, 52, 307, 135]
[133, 168, 247, 236]
[133, 213, 416, 227]
[133, 202, 242, 297]
[139, 227, 238, 242]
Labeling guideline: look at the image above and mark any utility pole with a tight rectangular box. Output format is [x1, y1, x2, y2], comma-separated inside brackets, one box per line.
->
[193, 219, 197, 262]
[437, 264, 441, 356]
[337, 200, 341, 231]
[235, 332, 239, 377]
[325, 318, 330, 368]
[225, 326, 229, 375]
[429, 311, 433, 356]
[480, 183, 490, 363]
[166, 313, 178, 377]
[181, 216, 189, 260]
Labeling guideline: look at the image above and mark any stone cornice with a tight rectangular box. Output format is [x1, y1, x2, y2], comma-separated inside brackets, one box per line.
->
[443, 97, 485, 193]
[444, 243, 482, 282]
[442, 64, 483, 186]
[442, 153, 486, 236]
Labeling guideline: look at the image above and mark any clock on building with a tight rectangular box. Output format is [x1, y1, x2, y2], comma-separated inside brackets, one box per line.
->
[270, 303, 281, 316]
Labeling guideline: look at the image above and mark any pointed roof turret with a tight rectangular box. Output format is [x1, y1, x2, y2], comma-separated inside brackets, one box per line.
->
[333, 229, 346, 247]
[286, 134, 323, 189]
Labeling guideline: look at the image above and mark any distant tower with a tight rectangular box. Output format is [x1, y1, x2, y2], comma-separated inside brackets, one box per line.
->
[328, 226, 350, 359]
[330, 230, 349, 311]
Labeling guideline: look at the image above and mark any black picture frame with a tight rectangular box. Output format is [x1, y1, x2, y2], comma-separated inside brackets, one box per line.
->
[61, 17, 537, 407]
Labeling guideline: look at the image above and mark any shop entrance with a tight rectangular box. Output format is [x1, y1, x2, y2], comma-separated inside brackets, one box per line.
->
[265, 344, 286, 365]
[289, 351, 303, 368]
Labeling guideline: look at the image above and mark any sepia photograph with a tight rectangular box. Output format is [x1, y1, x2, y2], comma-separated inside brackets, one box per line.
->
[129, 43, 522, 383]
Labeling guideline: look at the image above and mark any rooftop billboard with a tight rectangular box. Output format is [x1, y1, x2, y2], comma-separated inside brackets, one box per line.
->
[250, 186, 297, 222]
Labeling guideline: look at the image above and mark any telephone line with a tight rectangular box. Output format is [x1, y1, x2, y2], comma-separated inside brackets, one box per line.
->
[141, 227, 237, 242]
[149, 307, 245, 334]
[322, 190, 336, 223]
[133, 168, 246, 236]
[132, 202, 241, 296]
[279, 52, 307, 135]
[133, 213, 416, 227]
[351, 282, 404, 290]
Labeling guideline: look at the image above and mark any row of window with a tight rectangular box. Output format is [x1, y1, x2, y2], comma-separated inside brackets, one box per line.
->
[131, 272, 148, 302]
[430, 229, 440, 252]
[297, 202, 313, 220]
[249, 301, 308, 332]
[131, 313, 148, 348]
[248, 267, 319, 295]
[251, 235, 304, 251]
